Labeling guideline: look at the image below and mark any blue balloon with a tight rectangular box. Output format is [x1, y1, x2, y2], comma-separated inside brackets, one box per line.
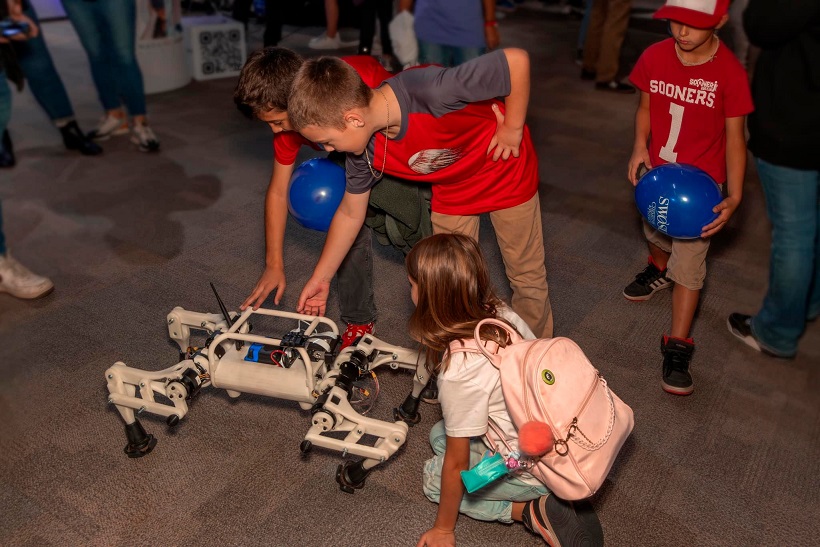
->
[288, 158, 346, 232]
[635, 163, 723, 239]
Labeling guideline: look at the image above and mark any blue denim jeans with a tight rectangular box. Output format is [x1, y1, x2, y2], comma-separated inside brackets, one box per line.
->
[751, 159, 820, 356]
[422, 420, 549, 523]
[12, 2, 75, 121]
[336, 224, 376, 325]
[417, 41, 485, 68]
[0, 70, 10, 137]
[61, 0, 147, 115]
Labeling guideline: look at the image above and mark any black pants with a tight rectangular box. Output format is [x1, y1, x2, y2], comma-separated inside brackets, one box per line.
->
[358, 0, 393, 56]
[231, 0, 282, 46]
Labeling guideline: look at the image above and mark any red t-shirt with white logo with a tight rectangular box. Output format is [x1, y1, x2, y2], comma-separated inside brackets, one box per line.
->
[346, 50, 539, 215]
[272, 56, 393, 166]
[629, 38, 753, 184]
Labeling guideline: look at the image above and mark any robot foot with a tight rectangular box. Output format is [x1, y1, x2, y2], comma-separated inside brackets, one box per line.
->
[393, 393, 422, 426]
[123, 420, 157, 458]
[336, 460, 372, 494]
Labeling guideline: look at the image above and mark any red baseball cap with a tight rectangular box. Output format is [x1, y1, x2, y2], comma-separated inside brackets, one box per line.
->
[653, 0, 730, 29]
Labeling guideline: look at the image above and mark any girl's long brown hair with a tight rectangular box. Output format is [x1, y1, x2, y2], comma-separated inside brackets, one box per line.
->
[406, 234, 512, 375]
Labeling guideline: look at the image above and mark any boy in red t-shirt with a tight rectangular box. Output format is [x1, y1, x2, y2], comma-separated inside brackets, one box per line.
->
[625, 0, 753, 395]
[233, 48, 396, 348]
[285, 48, 553, 340]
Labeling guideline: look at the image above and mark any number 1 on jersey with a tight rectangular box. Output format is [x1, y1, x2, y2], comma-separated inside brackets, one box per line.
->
[659, 103, 684, 163]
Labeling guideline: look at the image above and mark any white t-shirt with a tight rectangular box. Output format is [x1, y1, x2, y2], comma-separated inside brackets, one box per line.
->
[438, 307, 540, 486]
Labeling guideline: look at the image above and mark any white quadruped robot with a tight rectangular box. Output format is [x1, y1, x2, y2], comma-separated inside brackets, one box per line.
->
[104, 285, 430, 493]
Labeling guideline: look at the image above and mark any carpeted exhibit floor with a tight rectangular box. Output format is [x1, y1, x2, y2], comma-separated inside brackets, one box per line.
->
[1, 6, 818, 547]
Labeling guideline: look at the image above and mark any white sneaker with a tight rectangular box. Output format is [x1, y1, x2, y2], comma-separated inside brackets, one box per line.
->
[131, 124, 160, 153]
[308, 32, 342, 50]
[89, 114, 129, 140]
[0, 251, 54, 300]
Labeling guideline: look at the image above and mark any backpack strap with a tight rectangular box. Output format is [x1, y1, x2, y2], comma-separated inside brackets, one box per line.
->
[472, 318, 523, 370]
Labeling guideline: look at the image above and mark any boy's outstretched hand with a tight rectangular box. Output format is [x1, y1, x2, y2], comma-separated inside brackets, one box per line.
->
[628, 148, 652, 186]
[417, 527, 456, 547]
[240, 266, 286, 310]
[297, 278, 330, 317]
[701, 195, 741, 238]
[487, 103, 522, 161]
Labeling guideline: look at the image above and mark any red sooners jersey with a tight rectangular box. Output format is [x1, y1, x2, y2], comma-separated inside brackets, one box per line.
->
[273, 56, 393, 166]
[630, 38, 753, 184]
[346, 50, 539, 215]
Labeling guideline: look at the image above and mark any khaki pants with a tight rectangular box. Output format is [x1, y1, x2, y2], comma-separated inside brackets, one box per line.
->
[582, 0, 633, 83]
[431, 193, 553, 338]
[643, 220, 711, 290]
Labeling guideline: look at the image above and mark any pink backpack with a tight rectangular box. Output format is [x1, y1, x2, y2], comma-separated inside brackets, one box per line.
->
[461, 318, 634, 501]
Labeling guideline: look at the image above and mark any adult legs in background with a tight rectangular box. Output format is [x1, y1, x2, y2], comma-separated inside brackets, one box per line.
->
[581, 0, 634, 92]
[62, 0, 158, 151]
[749, 159, 820, 356]
[309, 0, 344, 49]
[13, 1, 101, 155]
[0, 73, 13, 167]
[576, 0, 594, 63]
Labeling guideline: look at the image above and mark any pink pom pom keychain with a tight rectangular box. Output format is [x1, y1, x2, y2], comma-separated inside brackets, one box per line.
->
[518, 421, 554, 457]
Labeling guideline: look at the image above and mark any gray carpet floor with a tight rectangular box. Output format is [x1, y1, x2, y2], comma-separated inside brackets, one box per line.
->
[1, 7, 818, 547]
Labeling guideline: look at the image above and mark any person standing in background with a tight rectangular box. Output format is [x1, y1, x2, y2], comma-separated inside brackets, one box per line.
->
[727, 0, 820, 358]
[399, 0, 499, 67]
[61, 0, 160, 152]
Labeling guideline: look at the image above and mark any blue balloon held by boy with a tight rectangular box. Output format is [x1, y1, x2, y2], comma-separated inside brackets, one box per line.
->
[635, 163, 723, 239]
[288, 158, 346, 232]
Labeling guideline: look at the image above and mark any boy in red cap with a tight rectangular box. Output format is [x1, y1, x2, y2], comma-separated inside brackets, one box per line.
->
[623, 0, 753, 395]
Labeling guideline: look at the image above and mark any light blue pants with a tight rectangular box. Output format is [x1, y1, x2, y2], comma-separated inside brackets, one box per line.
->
[61, 0, 147, 115]
[751, 158, 820, 356]
[422, 420, 548, 523]
[417, 41, 485, 68]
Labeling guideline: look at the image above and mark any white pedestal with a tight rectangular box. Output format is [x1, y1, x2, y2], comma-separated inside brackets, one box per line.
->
[135, 1, 191, 94]
[182, 15, 247, 81]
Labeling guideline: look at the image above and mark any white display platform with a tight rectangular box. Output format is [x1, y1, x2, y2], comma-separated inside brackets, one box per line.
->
[136, 1, 191, 94]
[182, 15, 247, 81]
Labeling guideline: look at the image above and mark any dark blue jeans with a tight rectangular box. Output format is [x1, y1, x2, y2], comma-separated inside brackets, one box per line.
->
[12, 2, 76, 121]
[336, 224, 376, 325]
[61, 0, 147, 115]
[751, 158, 820, 356]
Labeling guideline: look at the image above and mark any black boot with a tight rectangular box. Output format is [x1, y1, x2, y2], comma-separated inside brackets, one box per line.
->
[661, 335, 694, 396]
[0, 130, 15, 168]
[60, 120, 103, 156]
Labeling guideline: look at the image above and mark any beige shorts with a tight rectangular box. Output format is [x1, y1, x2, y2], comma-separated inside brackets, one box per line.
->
[642, 220, 711, 290]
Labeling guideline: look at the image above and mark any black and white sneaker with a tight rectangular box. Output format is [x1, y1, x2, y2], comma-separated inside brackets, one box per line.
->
[623, 257, 673, 301]
[522, 495, 604, 547]
[727, 313, 794, 359]
[661, 335, 694, 396]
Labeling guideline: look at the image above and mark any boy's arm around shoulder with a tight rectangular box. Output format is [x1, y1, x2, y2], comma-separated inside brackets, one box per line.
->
[700, 116, 747, 238]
